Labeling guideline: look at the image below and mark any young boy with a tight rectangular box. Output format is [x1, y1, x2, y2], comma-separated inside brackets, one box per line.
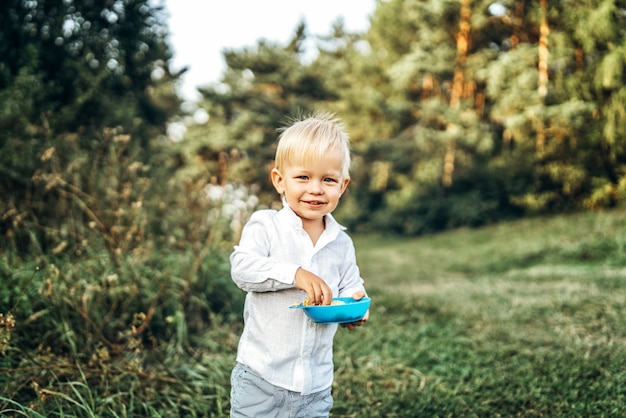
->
[229, 112, 368, 417]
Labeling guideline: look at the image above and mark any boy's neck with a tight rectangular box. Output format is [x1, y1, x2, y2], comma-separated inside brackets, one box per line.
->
[301, 216, 325, 246]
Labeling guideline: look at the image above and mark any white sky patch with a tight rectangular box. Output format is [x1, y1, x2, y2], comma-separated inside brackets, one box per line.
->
[164, 0, 376, 101]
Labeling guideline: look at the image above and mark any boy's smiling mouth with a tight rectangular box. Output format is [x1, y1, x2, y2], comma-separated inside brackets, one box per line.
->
[303, 200, 326, 206]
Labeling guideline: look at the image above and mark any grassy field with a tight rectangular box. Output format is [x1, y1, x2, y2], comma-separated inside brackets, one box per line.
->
[331, 209, 626, 417]
[2, 209, 625, 417]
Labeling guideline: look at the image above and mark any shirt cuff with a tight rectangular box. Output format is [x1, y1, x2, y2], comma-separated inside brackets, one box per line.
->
[339, 287, 367, 299]
[275, 263, 300, 286]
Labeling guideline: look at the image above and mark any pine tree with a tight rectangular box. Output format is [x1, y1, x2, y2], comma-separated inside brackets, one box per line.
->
[187, 22, 336, 204]
[0, 0, 181, 252]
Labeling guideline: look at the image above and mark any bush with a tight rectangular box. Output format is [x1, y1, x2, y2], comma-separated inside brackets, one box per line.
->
[0, 128, 249, 416]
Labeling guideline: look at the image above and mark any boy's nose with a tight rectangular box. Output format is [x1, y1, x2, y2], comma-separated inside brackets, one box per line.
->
[309, 180, 323, 194]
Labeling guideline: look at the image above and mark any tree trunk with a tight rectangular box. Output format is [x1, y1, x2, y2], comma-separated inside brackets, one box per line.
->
[444, 0, 471, 187]
[537, 0, 550, 152]
[450, 0, 470, 109]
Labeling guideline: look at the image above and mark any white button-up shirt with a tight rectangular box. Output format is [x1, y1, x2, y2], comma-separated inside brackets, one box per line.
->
[230, 203, 366, 394]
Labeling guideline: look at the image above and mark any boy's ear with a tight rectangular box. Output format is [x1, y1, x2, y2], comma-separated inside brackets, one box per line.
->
[340, 177, 350, 195]
[270, 168, 285, 194]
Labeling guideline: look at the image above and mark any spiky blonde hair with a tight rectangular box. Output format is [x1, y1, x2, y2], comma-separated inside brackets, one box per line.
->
[274, 112, 351, 179]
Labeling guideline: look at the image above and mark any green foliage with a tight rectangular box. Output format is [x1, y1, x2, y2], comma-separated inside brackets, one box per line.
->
[186, 23, 342, 204]
[0, 0, 178, 133]
[1, 250, 240, 414]
[188, 0, 626, 233]
[1, 105, 245, 417]
[0, 4, 243, 414]
[0, 0, 181, 251]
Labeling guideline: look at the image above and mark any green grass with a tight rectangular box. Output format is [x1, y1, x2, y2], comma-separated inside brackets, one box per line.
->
[331, 209, 626, 416]
[2, 209, 625, 416]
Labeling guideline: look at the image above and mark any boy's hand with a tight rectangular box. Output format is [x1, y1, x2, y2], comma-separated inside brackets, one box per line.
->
[340, 290, 369, 330]
[294, 268, 333, 306]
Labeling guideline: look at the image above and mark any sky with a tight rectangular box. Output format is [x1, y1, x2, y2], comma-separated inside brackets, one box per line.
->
[164, 1, 376, 102]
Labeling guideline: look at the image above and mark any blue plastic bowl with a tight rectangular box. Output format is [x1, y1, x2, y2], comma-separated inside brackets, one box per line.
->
[291, 297, 371, 324]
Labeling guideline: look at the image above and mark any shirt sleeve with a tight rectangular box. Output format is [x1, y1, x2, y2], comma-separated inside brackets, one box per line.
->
[337, 236, 367, 298]
[230, 212, 300, 292]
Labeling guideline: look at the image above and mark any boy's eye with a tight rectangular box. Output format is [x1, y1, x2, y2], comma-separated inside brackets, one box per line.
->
[296, 175, 309, 180]
[324, 177, 338, 183]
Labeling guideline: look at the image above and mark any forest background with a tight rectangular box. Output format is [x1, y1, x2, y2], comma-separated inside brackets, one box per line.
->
[1, 0, 625, 416]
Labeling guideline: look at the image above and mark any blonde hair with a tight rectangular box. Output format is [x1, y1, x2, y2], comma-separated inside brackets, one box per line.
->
[274, 112, 351, 179]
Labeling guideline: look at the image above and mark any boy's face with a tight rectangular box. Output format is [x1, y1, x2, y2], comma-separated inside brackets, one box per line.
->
[271, 148, 350, 227]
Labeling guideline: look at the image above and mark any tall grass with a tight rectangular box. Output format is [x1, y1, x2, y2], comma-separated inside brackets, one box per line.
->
[1, 128, 245, 417]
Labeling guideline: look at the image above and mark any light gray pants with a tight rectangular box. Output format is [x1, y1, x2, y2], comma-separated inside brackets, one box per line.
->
[230, 363, 333, 418]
